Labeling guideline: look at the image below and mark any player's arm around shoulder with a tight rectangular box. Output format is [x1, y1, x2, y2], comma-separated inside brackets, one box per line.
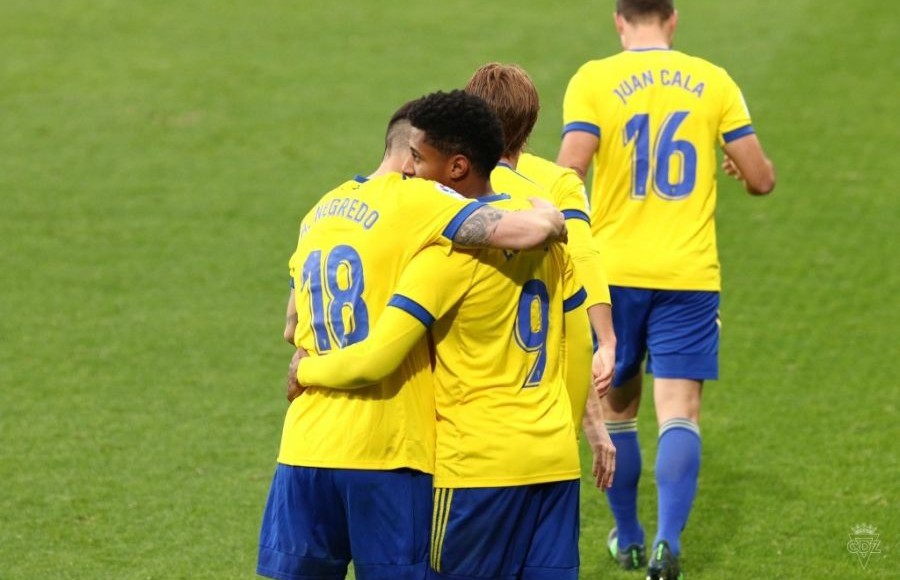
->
[722, 133, 776, 195]
[295, 246, 477, 391]
[295, 307, 427, 390]
[408, 176, 565, 251]
[456, 199, 567, 250]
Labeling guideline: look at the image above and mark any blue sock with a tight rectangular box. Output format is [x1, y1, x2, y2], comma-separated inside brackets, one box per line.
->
[654, 418, 701, 556]
[605, 420, 644, 548]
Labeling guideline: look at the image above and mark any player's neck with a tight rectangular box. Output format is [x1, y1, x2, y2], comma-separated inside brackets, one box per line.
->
[500, 153, 519, 169]
[621, 26, 672, 51]
[451, 177, 494, 200]
[368, 151, 408, 178]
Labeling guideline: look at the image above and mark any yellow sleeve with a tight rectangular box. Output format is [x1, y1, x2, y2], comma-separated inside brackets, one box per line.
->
[718, 68, 755, 145]
[561, 247, 587, 312]
[392, 246, 478, 318]
[297, 245, 476, 389]
[553, 170, 611, 306]
[562, 65, 601, 135]
[402, 178, 484, 246]
[298, 307, 427, 389]
[564, 307, 593, 429]
[561, 249, 592, 428]
[287, 207, 316, 281]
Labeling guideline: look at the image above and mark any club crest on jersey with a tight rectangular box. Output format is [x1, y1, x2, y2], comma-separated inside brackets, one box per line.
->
[435, 183, 465, 199]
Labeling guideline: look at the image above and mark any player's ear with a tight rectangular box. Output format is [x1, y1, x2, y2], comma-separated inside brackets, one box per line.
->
[664, 9, 678, 42]
[401, 152, 415, 177]
[613, 11, 625, 35]
[448, 154, 470, 181]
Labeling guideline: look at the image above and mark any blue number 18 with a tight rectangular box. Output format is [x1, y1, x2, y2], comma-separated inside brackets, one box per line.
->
[301, 245, 370, 352]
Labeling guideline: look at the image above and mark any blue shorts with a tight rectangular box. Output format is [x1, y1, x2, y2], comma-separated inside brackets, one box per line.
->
[257, 464, 433, 580]
[428, 480, 579, 580]
[610, 286, 720, 387]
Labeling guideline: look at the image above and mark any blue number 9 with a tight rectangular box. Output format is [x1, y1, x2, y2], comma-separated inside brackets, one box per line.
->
[514, 279, 550, 387]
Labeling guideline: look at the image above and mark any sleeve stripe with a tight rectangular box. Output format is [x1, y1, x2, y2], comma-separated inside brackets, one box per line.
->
[289, 277, 295, 289]
[723, 124, 755, 143]
[388, 294, 436, 327]
[561, 121, 600, 139]
[563, 287, 588, 312]
[442, 201, 484, 240]
[562, 209, 590, 223]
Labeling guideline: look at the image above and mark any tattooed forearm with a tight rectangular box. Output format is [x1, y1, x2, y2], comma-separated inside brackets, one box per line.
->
[453, 206, 503, 247]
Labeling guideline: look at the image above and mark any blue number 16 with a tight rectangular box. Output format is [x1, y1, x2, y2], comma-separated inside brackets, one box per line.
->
[624, 111, 697, 199]
[514, 279, 550, 388]
[301, 245, 370, 352]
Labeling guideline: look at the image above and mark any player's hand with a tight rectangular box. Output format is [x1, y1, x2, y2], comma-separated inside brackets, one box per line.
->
[527, 197, 567, 244]
[592, 344, 615, 398]
[591, 430, 616, 490]
[287, 347, 310, 402]
[722, 155, 744, 181]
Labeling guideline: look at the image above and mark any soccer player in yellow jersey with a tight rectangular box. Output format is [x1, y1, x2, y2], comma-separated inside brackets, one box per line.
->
[280, 101, 562, 353]
[556, 1, 777, 578]
[464, 62, 618, 490]
[293, 90, 585, 579]
[257, 98, 567, 580]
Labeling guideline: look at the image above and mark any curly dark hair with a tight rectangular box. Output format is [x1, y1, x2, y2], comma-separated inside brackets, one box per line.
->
[406, 90, 503, 179]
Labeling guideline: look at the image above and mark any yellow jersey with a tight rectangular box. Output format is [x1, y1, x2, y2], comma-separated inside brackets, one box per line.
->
[490, 162, 599, 425]
[514, 152, 611, 306]
[563, 49, 755, 290]
[298, 195, 585, 487]
[393, 201, 584, 488]
[279, 173, 484, 473]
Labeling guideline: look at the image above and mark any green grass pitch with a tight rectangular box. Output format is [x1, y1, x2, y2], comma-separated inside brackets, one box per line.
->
[0, 1, 896, 578]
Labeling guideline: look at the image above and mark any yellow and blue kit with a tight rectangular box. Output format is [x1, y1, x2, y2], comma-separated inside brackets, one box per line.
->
[563, 49, 754, 291]
[280, 173, 484, 473]
[298, 194, 587, 579]
[258, 173, 487, 580]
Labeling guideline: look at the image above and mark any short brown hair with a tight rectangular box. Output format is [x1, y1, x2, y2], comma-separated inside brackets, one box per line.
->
[464, 63, 540, 158]
[382, 98, 418, 156]
[616, 0, 674, 23]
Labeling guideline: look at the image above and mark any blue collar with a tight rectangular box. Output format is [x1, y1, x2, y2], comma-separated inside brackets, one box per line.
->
[478, 193, 512, 203]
